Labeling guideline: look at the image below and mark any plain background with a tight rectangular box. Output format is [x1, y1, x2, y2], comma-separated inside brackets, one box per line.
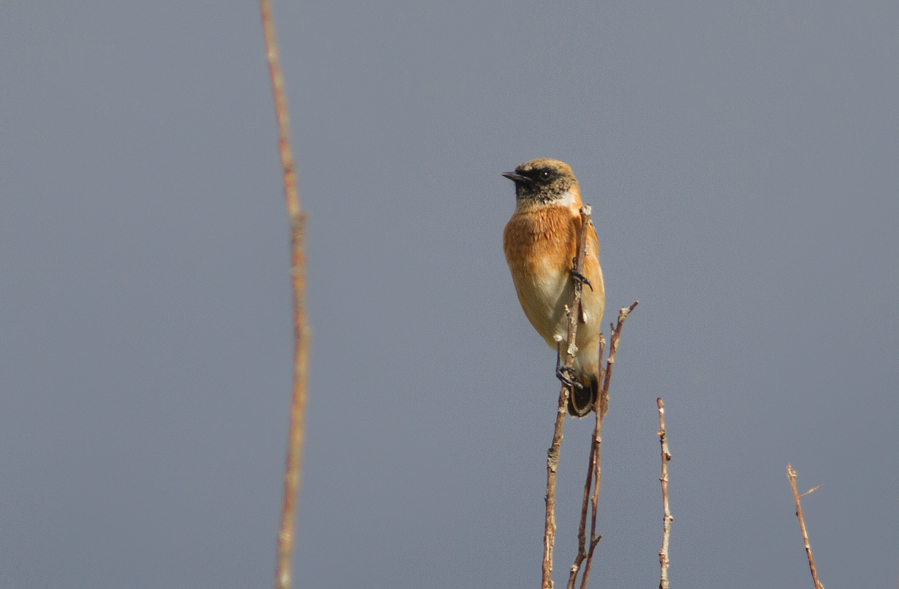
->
[2, 2, 898, 587]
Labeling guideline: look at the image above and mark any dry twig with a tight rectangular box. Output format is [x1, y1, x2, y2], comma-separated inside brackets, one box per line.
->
[567, 329, 642, 589]
[580, 334, 605, 589]
[597, 301, 638, 417]
[787, 465, 824, 589]
[258, 3, 311, 589]
[565, 299, 638, 589]
[566, 398, 602, 589]
[541, 205, 637, 589]
[657, 398, 673, 589]
[543, 206, 592, 589]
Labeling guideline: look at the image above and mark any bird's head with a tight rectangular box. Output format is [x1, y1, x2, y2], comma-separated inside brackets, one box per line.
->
[502, 158, 579, 205]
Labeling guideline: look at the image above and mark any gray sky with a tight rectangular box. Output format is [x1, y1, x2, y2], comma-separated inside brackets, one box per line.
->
[2, 1, 898, 588]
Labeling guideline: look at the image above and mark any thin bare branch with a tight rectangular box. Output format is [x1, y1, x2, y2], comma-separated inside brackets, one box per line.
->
[798, 484, 824, 499]
[577, 372, 603, 589]
[570, 406, 603, 589]
[657, 399, 673, 589]
[259, 0, 301, 220]
[597, 301, 638, 417]
[567, 302, 638, 589]
[542, 202, 638, 589]
[258, 3, 310, 589]
[543, 206, 592, 589]
[566, 408, 599, 589]
[787, 465, 824, 589]
[566, 332, 606, 589]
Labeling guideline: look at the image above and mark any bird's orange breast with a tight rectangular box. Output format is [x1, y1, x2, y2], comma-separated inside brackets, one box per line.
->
[503, 205, 600, 347]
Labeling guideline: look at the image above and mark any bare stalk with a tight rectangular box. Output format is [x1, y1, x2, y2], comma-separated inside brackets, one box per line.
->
[569, 303, 637, 589]
[543, 206, 592, 589]
[567, 334, 605, 589]
[787, 465, 824, 589]
[597, 301, 638, 417]
[566, 409, 597, 589]
[577, 377, 603, 589]
[585, 335, 605, 574]
[567, 397, 603, 589]
[540, 202, 638, 589]
[657, 399, 673, 589]
[258, 3, 311, 589]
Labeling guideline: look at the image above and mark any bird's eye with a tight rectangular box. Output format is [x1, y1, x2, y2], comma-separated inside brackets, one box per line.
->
[540, 170, 551, 179]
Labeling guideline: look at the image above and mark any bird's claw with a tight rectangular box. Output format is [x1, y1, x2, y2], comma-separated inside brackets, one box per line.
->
[570, 268, 594, 291]
[555, 364, 583, 389]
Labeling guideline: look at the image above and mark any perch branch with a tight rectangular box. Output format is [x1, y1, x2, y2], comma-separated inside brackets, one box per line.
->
[597, 301, 638, 417]
[577, 360, 603, 589]
[567, 390, 603, 589]
[259, 3, 311, 589]
[657, 398, 673, 589]
[543, 206, 592, 589]
[541, 201, 638, 589]
[570, 304, 637, 589]
[566, 407, 597, 589]
[567, 334, 605, 589]
[787, 465, 824, 589]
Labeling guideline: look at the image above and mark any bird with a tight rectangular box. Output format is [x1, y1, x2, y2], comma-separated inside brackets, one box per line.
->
[502, 158, 605, 417]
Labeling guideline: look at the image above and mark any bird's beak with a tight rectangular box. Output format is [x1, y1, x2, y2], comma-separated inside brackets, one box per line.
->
[502, 172, 532, 184]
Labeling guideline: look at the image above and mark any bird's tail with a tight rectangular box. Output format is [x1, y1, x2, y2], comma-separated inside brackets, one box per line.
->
[567, 376, 600, 417]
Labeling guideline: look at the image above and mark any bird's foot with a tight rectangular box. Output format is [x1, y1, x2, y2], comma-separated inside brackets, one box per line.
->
[555, 364, 583, 389]
[570, 267, 594, 291]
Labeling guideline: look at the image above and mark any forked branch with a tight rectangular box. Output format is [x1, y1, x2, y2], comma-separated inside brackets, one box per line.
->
[563, 303, 637, 589]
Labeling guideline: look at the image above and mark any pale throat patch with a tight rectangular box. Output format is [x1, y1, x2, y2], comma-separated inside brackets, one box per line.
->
[558, 190, 576, 207]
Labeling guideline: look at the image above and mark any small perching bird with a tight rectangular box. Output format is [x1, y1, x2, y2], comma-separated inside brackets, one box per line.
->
[502, 158, 605, 416]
